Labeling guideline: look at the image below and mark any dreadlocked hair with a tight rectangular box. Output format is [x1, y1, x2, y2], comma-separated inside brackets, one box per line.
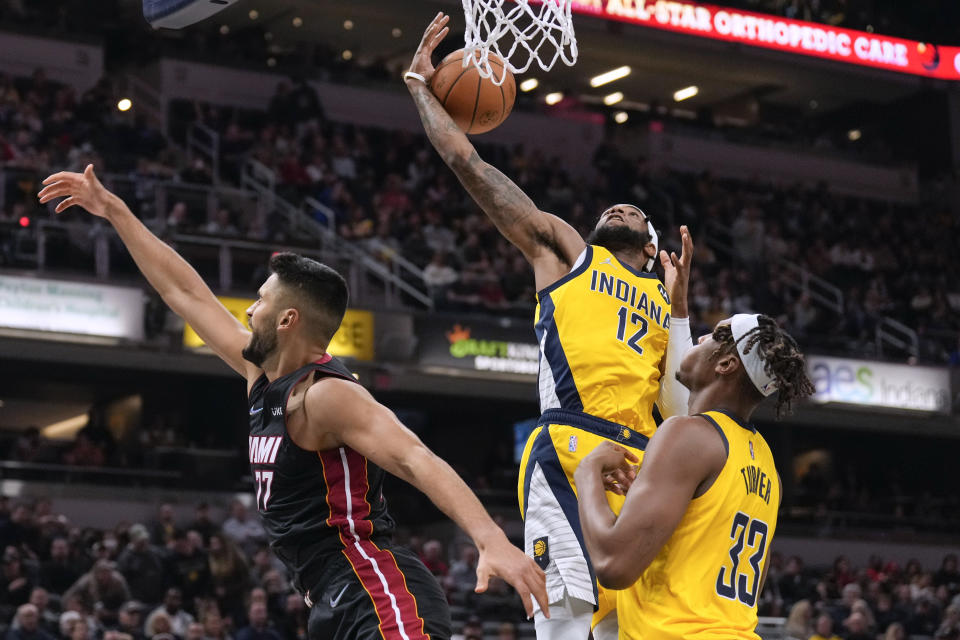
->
[711, 315, 815, 418]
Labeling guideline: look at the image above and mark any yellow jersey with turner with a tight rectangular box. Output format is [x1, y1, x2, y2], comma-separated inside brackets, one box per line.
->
[618, 410, 780, 640]
[533, 244, 671, 435]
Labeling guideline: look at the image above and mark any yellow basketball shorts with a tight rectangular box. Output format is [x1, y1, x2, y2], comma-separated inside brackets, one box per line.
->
[518, 408, 650, 625]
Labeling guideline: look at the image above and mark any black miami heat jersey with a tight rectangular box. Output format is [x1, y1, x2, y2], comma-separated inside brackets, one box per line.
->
[247, 355, 395, 594]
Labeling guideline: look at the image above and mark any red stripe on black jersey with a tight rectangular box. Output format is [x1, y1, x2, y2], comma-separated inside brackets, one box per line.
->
[320, 447, 429, 640]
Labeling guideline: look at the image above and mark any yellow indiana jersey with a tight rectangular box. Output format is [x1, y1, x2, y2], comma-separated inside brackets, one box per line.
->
[534, 245, 670, 436]
[618, 410, 780, 640]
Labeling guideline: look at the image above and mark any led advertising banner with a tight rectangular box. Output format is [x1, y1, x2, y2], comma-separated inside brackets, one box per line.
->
[418, 317, 539, 376]
[806, 355, 951, 414]
[567, 0, 960, 80]
[184, 297, 375, 362]
[0, 275, 144, 340]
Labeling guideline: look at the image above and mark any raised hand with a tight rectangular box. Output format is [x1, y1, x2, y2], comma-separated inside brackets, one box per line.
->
[474, 534, 550, 619]
[660, 224, 694, 317]
[407, 12, 451, 83]
[37, 164, 112, 217]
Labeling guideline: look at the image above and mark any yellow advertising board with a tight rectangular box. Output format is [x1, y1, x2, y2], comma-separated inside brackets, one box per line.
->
[184, 296, 374, 362]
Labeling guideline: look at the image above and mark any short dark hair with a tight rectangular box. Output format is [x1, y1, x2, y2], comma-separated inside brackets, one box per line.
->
[269, 253, 348, 342]
[711, 315, 815, 418]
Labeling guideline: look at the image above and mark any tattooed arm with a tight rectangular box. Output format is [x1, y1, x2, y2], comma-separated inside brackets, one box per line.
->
[406, 13, 585, 289]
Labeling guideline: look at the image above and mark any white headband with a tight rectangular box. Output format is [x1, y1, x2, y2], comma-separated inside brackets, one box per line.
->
[730, 314, 778, 397]
[644, 217, 658, 272]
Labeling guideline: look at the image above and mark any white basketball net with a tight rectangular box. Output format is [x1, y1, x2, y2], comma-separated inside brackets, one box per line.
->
[461, 0, 578, 86]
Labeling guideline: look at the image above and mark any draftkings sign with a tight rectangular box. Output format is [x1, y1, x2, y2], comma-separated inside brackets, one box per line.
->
[417, 317, 539, 376]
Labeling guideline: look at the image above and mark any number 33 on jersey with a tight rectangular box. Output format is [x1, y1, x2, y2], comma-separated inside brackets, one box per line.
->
[618, 410, 780, 640]
[535, 244, 670, 436]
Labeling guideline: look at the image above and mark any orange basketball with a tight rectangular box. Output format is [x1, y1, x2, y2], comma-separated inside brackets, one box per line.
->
[429, 49, 516, 135]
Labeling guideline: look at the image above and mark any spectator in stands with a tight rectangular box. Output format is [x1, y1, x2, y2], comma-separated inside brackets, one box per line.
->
[114, 602, 146, 640]
[6, 603, 55, 640]
[843, 609, 874, 640]
[202, 209, 239, 237]
[63, 560, 129, 622]
[496, 621, 516, 640]
[143, 609, 174, 640]
[907, 595, 941, 637]
[38, 538, 81, 596]
[61, 430, 105, 468]
[186, 504, 218, 548]
[220, 502, 265, 559]
[162, 533, 209, 609]
[809, 613, 841, 640]
[452, 616, 483, 640]
[234, 602, 279, 640]
[1, 549, 35, 617]
[936, 555, 960, 598]
[278, 594, 306, 640]
[197, 605, 228, 640]
[883, 622, 907, 640]
[418, 540, 448, 579]
[445, 544, 479, 594]
[422, 252, 459, 306]
[149, 506, 177, 548]
[207, 534, 248, 619]
[785, 600, 813, 639]
[936, 604, 960, 640]
[26, 589, 56, 636]
[150, 589, 193, 639]
[116, 524, 165, 605]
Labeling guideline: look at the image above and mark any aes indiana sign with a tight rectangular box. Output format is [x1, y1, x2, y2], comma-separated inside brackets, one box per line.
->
[806, 355, 951, 415]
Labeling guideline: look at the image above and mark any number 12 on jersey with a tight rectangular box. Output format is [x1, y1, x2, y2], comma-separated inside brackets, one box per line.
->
[716, 511, 769, 607]
[616, 306, 648, 355]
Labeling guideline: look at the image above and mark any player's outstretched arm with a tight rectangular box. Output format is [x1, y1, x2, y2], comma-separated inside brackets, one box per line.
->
[302, 378, 549, 618]
[406, 14, 584, 288]
[573, 417, 725, 589]
[657, 225, 694, 418]
[38, 165, 258, 380]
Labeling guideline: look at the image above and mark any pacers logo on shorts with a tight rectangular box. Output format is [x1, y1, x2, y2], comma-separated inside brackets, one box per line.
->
[533, 536, 549, 570]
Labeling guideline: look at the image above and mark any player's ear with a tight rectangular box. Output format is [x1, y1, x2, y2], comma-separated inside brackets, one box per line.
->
[277, 308, 298, 331]
[714, 353, 740, 377]
[643, 241, 657, 259]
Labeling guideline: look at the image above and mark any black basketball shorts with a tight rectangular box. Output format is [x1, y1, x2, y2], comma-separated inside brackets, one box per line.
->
[306, 545, 452, 640]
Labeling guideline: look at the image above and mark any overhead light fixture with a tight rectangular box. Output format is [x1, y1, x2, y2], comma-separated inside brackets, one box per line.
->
[848, 129, 862, 141]
[603, 91, 624, 106]
[42, 414, 89, 440]
[342, 50, 353, 61]
[519, 78, 539, 92]
[343, 19, 354, 30]
[219, 24, 230, 35]
[248, 9, 258, 20]
[292, 17, 303, 28]
[673, 85, 699, 102]
[117, 98, 132, 112]
[614, 111, 629, 124]
[545, 92, 563, 105]
[590, 66, 631, 87]
[391, 27, 402, 38]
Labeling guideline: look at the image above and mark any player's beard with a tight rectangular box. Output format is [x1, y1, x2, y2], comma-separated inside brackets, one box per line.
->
[586, 224, 651, 255]
[242, 319, 279, 367]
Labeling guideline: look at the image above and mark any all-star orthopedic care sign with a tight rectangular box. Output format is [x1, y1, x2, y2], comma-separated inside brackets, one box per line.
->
[0, 275, 144, 340]
[566, 0, 960, 81]
[807, 355, 951, 414]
